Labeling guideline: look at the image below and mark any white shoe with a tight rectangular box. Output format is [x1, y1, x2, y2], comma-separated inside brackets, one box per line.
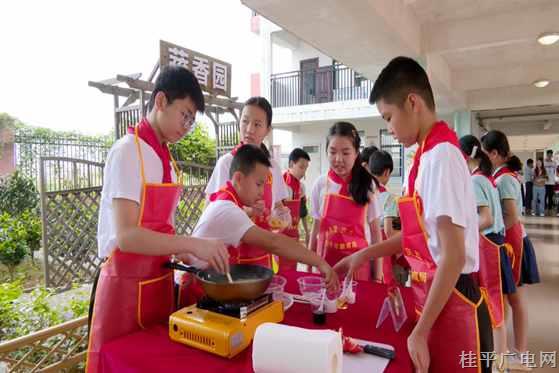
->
[506, 352, 534, 372]
[539, 213, 545, 217]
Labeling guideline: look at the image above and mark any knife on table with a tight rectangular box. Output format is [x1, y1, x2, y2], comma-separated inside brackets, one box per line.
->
[361, 344, 395, 360]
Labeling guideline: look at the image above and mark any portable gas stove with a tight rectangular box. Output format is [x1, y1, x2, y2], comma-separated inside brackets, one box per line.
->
[169, 294, 284, 358]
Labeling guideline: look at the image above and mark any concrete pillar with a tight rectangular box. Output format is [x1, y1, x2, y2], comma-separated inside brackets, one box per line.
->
[0, 127, 15, 177]
[453, 111, 473, 138]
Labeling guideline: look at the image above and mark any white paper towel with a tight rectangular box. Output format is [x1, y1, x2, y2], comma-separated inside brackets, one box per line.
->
[253, 323, 343, 373]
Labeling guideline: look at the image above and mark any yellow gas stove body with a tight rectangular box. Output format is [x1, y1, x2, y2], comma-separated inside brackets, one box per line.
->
[169, 300, 284, 358]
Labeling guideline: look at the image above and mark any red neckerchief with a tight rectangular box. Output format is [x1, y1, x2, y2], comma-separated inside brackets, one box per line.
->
[378, 184, 387, 193]
[407, 121, 461, 196]
[328, 169, 352, 196]
[209, 181, 243, 208]
[472, 167, 497, 188]
[231, 142, 245, 156]
[283, 171, 301, 199]
[128, 118, 172, 183]
[493, 166, 521, 183]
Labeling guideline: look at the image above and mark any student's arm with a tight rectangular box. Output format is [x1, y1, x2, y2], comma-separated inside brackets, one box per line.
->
[369, 218, 383, 282]
[114, 198, 230, 273]
[408, 216, 465, 372]
[242, 226, 339, 291]
[369, 218, 382, 244]
[501, 199, 519, 229]
[477, 206, 493, 231]
[333, 232, 402, 276]
[302, 217, 310, 246]
[308, 218, 320, 252]
[384, 217, 394, 238]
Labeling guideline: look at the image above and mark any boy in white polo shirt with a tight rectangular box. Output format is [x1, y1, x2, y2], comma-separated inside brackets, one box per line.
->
[180, 144, 338, 301]
[334, 57, 492, 373]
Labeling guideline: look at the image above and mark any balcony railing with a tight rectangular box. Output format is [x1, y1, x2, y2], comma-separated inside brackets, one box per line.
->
[270, 64, 373, 108]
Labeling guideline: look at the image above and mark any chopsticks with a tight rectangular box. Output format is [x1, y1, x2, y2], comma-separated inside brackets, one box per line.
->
[226, 272, 234, 283]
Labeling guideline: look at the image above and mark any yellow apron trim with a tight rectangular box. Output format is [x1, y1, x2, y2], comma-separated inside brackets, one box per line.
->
[137, 272, 173, 330]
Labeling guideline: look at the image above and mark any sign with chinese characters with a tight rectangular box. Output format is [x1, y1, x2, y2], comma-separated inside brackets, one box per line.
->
[160, 40, 232, 97]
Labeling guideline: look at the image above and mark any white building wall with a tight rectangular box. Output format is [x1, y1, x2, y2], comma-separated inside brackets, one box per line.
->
[271, 30, 332, 74]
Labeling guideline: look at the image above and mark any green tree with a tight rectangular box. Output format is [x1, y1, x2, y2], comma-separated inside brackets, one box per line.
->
[0, 213, 29, 280]
[0, 171, 39, 215]
[171, 123, 216, 165]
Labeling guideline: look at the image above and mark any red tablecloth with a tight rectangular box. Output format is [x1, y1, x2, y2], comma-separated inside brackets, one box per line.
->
[100, 270, 414, 372]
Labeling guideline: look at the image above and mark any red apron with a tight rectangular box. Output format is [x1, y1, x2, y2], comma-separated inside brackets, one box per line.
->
[87, 124, 182, 373]
[230, 143, 275, 268]
[282, 171, 302, 240]
[472, 171, 504, 328]
[478, 234, 504, 328]
[317, 171, 370, 281]
[400, 122, 480, 372]
[493, 167, 523, 284]
[281, 171, 302, 270]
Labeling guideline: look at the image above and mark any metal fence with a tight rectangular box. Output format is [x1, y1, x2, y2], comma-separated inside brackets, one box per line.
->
[115, 106, 141, 139]
[270, 64, 373, 108]
[14, 129, 111, 186]
[380, 129, 404, 179]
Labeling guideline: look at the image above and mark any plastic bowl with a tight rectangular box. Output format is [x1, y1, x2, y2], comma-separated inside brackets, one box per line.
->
[265, 275, 287, 294]
[297, 276, 325, 298]
[273, 292, 294, 311]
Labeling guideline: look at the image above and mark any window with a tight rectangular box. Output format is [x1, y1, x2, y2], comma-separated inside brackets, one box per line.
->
[379, 129, 403, 178]
[302, 145, 319, 154]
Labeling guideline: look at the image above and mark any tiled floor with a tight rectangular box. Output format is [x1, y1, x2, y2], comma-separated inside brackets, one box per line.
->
[508, 216, 559, 372]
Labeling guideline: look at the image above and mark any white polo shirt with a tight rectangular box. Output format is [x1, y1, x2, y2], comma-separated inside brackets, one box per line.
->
[97, 134, 177, 258]
[310, 175, 381, 244]
[415, 142, 479, 274]
[204, 152, 289, 203]
[192, 200, 255, 246]
[286, 180, 306, 200]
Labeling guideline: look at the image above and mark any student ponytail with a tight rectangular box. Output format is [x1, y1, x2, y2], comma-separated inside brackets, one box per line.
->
[326, 122, 373, 205]
[459, 135, 492, 177]
[507, 155, 522, 172]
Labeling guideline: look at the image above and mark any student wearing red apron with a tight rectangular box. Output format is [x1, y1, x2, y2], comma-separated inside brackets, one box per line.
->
[280, 148, 311, 270]
[87, 67, 230, 373]
[335, 57, 493, 373]
[460, 135, 518, 371]
[368, 150, 408, 286]
[182, 145, 338, 298]
[482, 130, 540, 371]
[360, 145, 379, 169]
[308, 122, 382, 282]
[204, 97, 289, 269]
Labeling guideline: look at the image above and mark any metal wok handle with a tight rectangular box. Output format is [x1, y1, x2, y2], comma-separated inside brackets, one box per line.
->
[164, 261, 202, 275]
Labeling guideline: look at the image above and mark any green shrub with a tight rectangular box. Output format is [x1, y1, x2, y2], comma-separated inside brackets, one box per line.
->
[20, 210, 42, 253]
[0, 171, 39, 215]
[171, 124, 216, 165]
[0, 280, 90, 341]
[0, 213, 29, 280]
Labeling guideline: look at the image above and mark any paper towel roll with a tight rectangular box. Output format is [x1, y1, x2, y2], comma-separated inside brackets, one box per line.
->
[253, 323, 342, 373]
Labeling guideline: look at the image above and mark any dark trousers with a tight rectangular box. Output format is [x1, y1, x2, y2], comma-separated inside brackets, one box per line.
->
[524, 182, 533, 211]
[545, 184, 555, 210]
[456, 274, 493, 373]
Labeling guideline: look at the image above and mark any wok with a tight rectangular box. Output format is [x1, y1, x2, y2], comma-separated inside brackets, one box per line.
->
[165, 262, 273, 302]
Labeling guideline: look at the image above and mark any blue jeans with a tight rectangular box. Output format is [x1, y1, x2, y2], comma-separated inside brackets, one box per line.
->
[533, 186, 546, 215]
